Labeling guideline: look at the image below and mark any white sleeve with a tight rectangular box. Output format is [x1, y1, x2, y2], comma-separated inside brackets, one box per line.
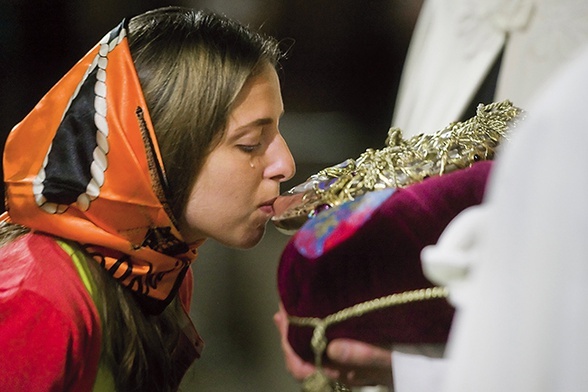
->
[392, 350, 448, 392]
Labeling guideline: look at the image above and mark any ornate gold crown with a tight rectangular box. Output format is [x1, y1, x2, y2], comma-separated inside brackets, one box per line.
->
[272, 100, 522, 234]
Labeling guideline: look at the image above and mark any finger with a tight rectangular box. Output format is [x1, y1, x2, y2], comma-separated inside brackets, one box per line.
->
[340, 367, 393, 387]
[274, 304, 341, 381]
[273, 303, 288, 336]
[273, 304, 316, 380]
[327, 339, 392, 368]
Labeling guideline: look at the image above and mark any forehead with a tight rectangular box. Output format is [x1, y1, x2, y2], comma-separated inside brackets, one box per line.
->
[232, 64, 282, 114]
[207, 64, 282, 149]
[224, 65, 283, 133]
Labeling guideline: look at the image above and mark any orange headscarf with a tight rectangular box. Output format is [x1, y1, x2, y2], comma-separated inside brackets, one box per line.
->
[3, 21, 198, 314]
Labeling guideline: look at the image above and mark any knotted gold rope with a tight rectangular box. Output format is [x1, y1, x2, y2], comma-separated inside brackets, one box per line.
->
[288, 286, 449, 392]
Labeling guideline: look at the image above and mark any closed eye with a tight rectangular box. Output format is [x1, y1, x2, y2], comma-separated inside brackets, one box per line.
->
[238, 143, 262, 153]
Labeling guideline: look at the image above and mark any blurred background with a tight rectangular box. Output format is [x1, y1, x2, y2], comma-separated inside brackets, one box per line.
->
[0, 0, 423, 390]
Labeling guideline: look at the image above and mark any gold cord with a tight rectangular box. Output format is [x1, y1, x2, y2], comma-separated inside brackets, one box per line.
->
[289, 287, 449, 392]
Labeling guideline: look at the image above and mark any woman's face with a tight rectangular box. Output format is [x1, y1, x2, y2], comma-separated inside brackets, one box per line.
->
[179, 63, 296, 248]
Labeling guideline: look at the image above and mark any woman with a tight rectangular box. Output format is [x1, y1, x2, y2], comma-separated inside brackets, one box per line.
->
[0, 6, 295, 392]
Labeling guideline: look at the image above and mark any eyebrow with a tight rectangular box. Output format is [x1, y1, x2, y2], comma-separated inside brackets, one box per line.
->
[231, 112, 284, 137]
[242, 118, 274, 129]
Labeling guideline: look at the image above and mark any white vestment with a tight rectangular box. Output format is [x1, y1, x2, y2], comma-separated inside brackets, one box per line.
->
[392, 0, 588, 136]
[423, 44, 588, 392]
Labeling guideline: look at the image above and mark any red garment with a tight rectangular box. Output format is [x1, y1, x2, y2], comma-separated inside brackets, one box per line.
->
[0, 233, 101, 391]
[0, 232, 199, 391]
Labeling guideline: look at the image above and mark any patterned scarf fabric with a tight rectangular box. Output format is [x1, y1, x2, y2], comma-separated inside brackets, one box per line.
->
[3, 20, 198, 315]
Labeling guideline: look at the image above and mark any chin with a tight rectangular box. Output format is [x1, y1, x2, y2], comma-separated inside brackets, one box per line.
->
[224, 226, 267, 249]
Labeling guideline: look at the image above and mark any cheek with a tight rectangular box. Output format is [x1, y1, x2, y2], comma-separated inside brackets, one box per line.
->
[217, 159, 263, 195]
[184, 163, 253, 220]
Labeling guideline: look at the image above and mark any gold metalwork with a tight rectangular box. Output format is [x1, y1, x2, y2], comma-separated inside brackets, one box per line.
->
[272, 100, 522, 233]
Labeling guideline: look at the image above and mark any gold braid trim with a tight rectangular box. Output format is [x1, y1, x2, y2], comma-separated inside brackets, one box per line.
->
[273, 100, 522, 233]
[288, 287, 449, 392]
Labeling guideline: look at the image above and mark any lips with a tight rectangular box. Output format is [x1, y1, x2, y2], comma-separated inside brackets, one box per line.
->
[259, 197, 277, 215]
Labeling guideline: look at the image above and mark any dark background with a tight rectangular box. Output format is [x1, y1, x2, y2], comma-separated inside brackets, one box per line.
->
[0, 1, 422, 390]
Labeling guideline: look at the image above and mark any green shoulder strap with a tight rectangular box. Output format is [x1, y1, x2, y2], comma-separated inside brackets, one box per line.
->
[55, 240, 116, 392]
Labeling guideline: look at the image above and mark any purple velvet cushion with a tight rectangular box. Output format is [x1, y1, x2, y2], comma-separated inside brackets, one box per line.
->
[277, 161, 493, 362]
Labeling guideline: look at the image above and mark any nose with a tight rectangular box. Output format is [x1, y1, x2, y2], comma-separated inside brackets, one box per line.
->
[265, 133, 296, 182]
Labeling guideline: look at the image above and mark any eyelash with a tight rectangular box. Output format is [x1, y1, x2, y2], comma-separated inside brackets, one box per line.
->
[238, 143, 262, 153]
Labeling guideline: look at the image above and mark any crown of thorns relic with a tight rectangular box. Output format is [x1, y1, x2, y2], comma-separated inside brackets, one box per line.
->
[272, 100, 522, 234]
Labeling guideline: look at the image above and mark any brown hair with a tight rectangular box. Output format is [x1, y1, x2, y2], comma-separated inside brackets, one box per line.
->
[128, 6, 282, 221]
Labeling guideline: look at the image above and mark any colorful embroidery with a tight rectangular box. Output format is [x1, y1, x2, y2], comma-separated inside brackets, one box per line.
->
[294, 188, 395, 259]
